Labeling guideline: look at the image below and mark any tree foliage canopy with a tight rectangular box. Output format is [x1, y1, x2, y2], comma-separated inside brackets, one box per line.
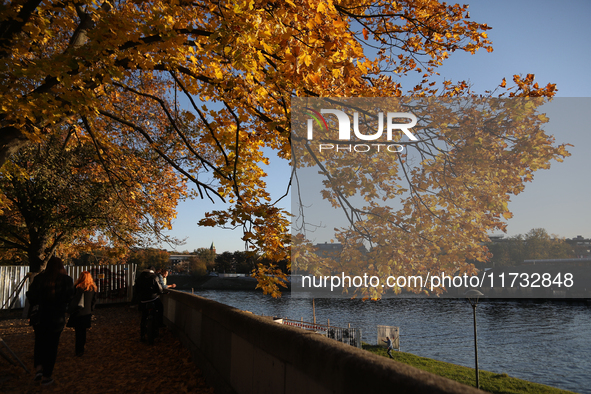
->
[291, 97, 569, 298]
[0, 0, 565, 293]
[485, 228, 575, 268]
[0, 127, 183, 271]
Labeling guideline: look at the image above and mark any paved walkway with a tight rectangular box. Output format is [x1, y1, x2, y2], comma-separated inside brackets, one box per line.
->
[0, 304, 214, 393]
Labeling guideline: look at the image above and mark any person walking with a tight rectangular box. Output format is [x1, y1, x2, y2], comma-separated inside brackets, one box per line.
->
[68, 271, 97, 357]
[134, 266, 164, 342]
[383, 336, 394, 359]
[26, 257, 74, 386]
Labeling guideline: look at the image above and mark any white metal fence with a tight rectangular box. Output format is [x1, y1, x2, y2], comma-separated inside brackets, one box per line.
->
[281, 318, 363, 348]
[0, 266, 29, 309]
[0, 264, 137, 310]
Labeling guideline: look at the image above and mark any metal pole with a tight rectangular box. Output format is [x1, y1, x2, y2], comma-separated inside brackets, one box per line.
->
[0, 337, 30, 373]
[472, 303, 479, 389]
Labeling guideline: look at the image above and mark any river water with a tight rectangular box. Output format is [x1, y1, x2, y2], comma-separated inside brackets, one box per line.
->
[188, 289, 590, 394]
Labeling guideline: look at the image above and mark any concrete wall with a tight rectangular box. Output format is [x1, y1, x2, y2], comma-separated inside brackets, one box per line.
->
[163, 290, 483, 394]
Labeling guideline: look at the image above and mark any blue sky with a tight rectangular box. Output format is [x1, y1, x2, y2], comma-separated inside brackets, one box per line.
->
[163, 0, 591, 253]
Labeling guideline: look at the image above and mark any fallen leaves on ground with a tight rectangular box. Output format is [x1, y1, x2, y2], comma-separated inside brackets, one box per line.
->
[0, 304, 214, 394]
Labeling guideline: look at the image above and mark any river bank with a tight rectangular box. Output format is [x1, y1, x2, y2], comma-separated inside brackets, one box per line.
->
[0, 304, 556, 394]
[363, 345, 574, 394]
[187, 289, 591, 394]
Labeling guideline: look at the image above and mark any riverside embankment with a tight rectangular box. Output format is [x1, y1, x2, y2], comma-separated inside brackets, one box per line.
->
[179, 289, 591, 394]
[2, 293, 578, 394]
[163, 289, 483, 394]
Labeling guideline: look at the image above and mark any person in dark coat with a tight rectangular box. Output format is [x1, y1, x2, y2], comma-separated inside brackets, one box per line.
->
[68, 271, 97, 356]
[134, 266, 164, 342]
[26, 256, 74, 386]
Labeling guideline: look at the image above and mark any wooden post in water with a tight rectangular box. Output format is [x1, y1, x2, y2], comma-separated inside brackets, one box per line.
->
[312, 298, 316, 324]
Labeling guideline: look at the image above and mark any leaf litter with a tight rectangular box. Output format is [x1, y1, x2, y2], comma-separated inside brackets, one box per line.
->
[0, 304, 214, 393]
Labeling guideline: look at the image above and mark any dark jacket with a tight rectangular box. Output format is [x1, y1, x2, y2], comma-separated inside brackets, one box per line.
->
[67, 288, 97, 329]
[71, 288, 96, 316]
[26, 271, 74, 332]
[135, 269, 163, 302]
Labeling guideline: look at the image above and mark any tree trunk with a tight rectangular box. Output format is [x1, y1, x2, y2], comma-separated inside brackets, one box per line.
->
[27, 234, 50, 273]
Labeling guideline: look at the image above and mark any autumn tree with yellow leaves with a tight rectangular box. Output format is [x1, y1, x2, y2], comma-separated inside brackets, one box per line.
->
[0, 126, 184, 272]
[0, 1, 566, 293]
[291, 96, 570, 299]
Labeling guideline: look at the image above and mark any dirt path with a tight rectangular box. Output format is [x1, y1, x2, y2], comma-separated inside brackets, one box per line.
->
[0, 304, 213, 393]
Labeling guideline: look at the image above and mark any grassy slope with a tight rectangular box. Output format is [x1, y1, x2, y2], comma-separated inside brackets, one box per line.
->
[363, 345, 575, 394]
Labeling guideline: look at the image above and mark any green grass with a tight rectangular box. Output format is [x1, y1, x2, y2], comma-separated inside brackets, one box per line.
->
[363, 344, 575, 394]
